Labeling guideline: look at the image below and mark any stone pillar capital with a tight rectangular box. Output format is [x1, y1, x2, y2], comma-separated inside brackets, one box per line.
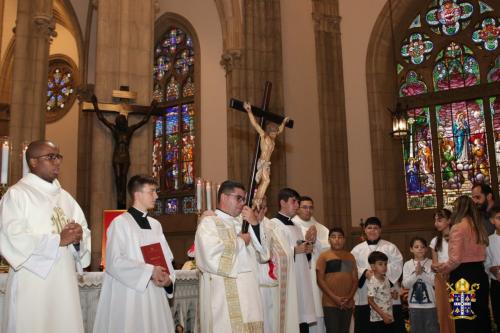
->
[220, 49, 241, 75]
[312, 12, 341, 33]
[32, 14, 57, 40]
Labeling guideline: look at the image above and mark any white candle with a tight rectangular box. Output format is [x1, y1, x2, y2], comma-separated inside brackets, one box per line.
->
[1, 141, 9, 184]
[196, 178, 203, 211]
[206, 181, 212, 211]
[216, 183, 221, 206]
[22, 144, 29, 177]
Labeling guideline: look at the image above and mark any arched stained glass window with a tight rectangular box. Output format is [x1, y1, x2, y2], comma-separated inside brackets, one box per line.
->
[399, 0, 500, 210]
[152, 25, 197, 216]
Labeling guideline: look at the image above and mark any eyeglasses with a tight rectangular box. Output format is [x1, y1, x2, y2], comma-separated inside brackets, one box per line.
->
[227, 193, 246, 203]
[33, 153, 63, 161]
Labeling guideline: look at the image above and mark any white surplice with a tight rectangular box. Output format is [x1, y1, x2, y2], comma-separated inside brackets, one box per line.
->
[0, 173, 91, 333]
[271, 214, 316, 325]
[195, 209, 264, 333]
[93, 212, 176, 333]
[351, 239, 403, 306]
[292, 215, 329, 333]
[257, 217, 299, 333]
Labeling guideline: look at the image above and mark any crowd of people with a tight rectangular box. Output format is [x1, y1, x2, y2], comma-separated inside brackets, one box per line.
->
[0, 140, 499, 333]
[195, 181, 500, 333]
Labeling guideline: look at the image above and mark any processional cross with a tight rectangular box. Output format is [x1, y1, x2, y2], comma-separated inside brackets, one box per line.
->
[229, 81, 294, 232]
[79, 86, 159, 209]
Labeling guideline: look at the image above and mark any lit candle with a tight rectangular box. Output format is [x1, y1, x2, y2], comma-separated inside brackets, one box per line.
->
[22, 143, 29, 177]
[206, 181, 212, 211]
[1, 140, 9, 185]
[196, 178, 203, 212]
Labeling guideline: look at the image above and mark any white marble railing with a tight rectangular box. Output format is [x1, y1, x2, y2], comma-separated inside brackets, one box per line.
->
[0, 270, 200, 333]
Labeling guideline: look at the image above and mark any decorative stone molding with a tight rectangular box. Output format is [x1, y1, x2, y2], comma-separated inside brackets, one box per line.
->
[220, 49, 241, 74]
[153, 0, 160, 14]
[312, 12, 341, 33]
[32, 14, 57, 40]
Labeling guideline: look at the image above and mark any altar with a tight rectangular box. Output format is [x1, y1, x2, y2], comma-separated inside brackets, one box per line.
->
[0, 270, 200, 333]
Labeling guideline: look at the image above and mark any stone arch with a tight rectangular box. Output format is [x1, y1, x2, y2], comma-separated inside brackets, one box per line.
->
[213, 0, 243, 53]
[366, 0, 432, 224]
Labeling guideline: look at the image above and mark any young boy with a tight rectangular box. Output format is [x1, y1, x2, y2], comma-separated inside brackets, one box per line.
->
[316, 227, 358, 333]
[351, 217, 403, 333]
[486, 205, 500, 330]
[367, 251, 396, 333]
[402, 237, 439, 333]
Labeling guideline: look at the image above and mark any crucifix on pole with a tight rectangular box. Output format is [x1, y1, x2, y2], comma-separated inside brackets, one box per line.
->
[79, 86, 159, 209]
[229, 81, 294, 232]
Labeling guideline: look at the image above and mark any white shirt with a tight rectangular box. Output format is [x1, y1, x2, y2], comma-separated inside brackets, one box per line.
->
[429, 236, 449, 263]
[367, 276, 393, 322]
[485, 232, 500, 281]
[402, 259, 436, 309]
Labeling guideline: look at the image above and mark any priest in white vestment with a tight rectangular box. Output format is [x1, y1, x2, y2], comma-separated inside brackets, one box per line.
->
[93, 175, 176, 333]
[292, 196, 329, 333]
[255, 197, 299, 333]
[272, 188, 316, 332]
[350, 217, 403, 333]
[0, 140, 91, 333]
[195, 180, 264, 333]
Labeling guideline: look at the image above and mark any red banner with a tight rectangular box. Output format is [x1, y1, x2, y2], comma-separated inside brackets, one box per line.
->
[101, 209, 126, 269]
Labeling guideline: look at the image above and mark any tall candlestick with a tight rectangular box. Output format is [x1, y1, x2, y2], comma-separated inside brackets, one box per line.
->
[206, 181, 212, 211]
[196, 178, 203, 212]
[216, 183, 221, 207]
[22, 143, 29, 177]
[1, 139, 9, 185]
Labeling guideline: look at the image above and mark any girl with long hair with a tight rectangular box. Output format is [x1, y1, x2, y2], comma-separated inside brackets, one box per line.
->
[430, 208, 455, 333]
[435, 195, 491, 333]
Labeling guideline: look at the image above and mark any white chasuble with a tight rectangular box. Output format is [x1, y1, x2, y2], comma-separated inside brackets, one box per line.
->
[195, 210, 264, 333]
[0, 173, 91, 333]
[351, 239, 403, 306]
[93, 212, 176, 333]
[259, 217, 299, 333]
[292, 216, 329, 333]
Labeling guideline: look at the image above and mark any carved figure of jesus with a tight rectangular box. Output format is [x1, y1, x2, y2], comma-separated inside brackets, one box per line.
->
[244, 101, 289, 209]
[92, 95, 156, 208]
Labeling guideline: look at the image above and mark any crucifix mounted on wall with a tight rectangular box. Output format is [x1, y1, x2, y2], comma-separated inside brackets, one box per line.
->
[230, 81, 294, 232]
[79, 86, 159, 209]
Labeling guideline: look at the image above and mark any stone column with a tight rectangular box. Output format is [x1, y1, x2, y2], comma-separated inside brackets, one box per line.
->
[8, 0, 54, 183]
[0, 0, 4, 56]
[224, 0, 286, 214]
[88, 0, 154, 269]
[312, 0, 352, 235]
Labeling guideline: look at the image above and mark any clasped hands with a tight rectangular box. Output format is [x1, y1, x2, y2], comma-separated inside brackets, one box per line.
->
[151, 266, 172, 287]
[59, 221, 83, 247]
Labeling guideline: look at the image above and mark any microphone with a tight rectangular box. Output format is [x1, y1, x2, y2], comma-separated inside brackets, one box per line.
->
[73, 243, 80, 252]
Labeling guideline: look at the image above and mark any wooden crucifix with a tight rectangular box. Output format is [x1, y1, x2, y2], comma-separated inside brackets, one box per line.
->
[79, 86, 158, 209]
[230, 81, 294, 232]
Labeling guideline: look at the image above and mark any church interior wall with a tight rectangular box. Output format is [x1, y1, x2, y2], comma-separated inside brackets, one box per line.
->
[157, 0, 228, 184]
[46, 23, 79, 197]
[339, 0, 385, 227]
[280, 0, 325, 224]
[0, 0, 15, 61]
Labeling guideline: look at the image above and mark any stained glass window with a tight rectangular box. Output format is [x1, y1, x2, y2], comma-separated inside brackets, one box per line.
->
[433, 43, 480, 91]
[399, 0, 499, 209]
[46, 57, 78, 123]
[152, 25, 197, 216]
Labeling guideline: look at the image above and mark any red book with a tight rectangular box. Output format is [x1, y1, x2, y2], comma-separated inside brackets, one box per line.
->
[141, 243, 169, 274]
